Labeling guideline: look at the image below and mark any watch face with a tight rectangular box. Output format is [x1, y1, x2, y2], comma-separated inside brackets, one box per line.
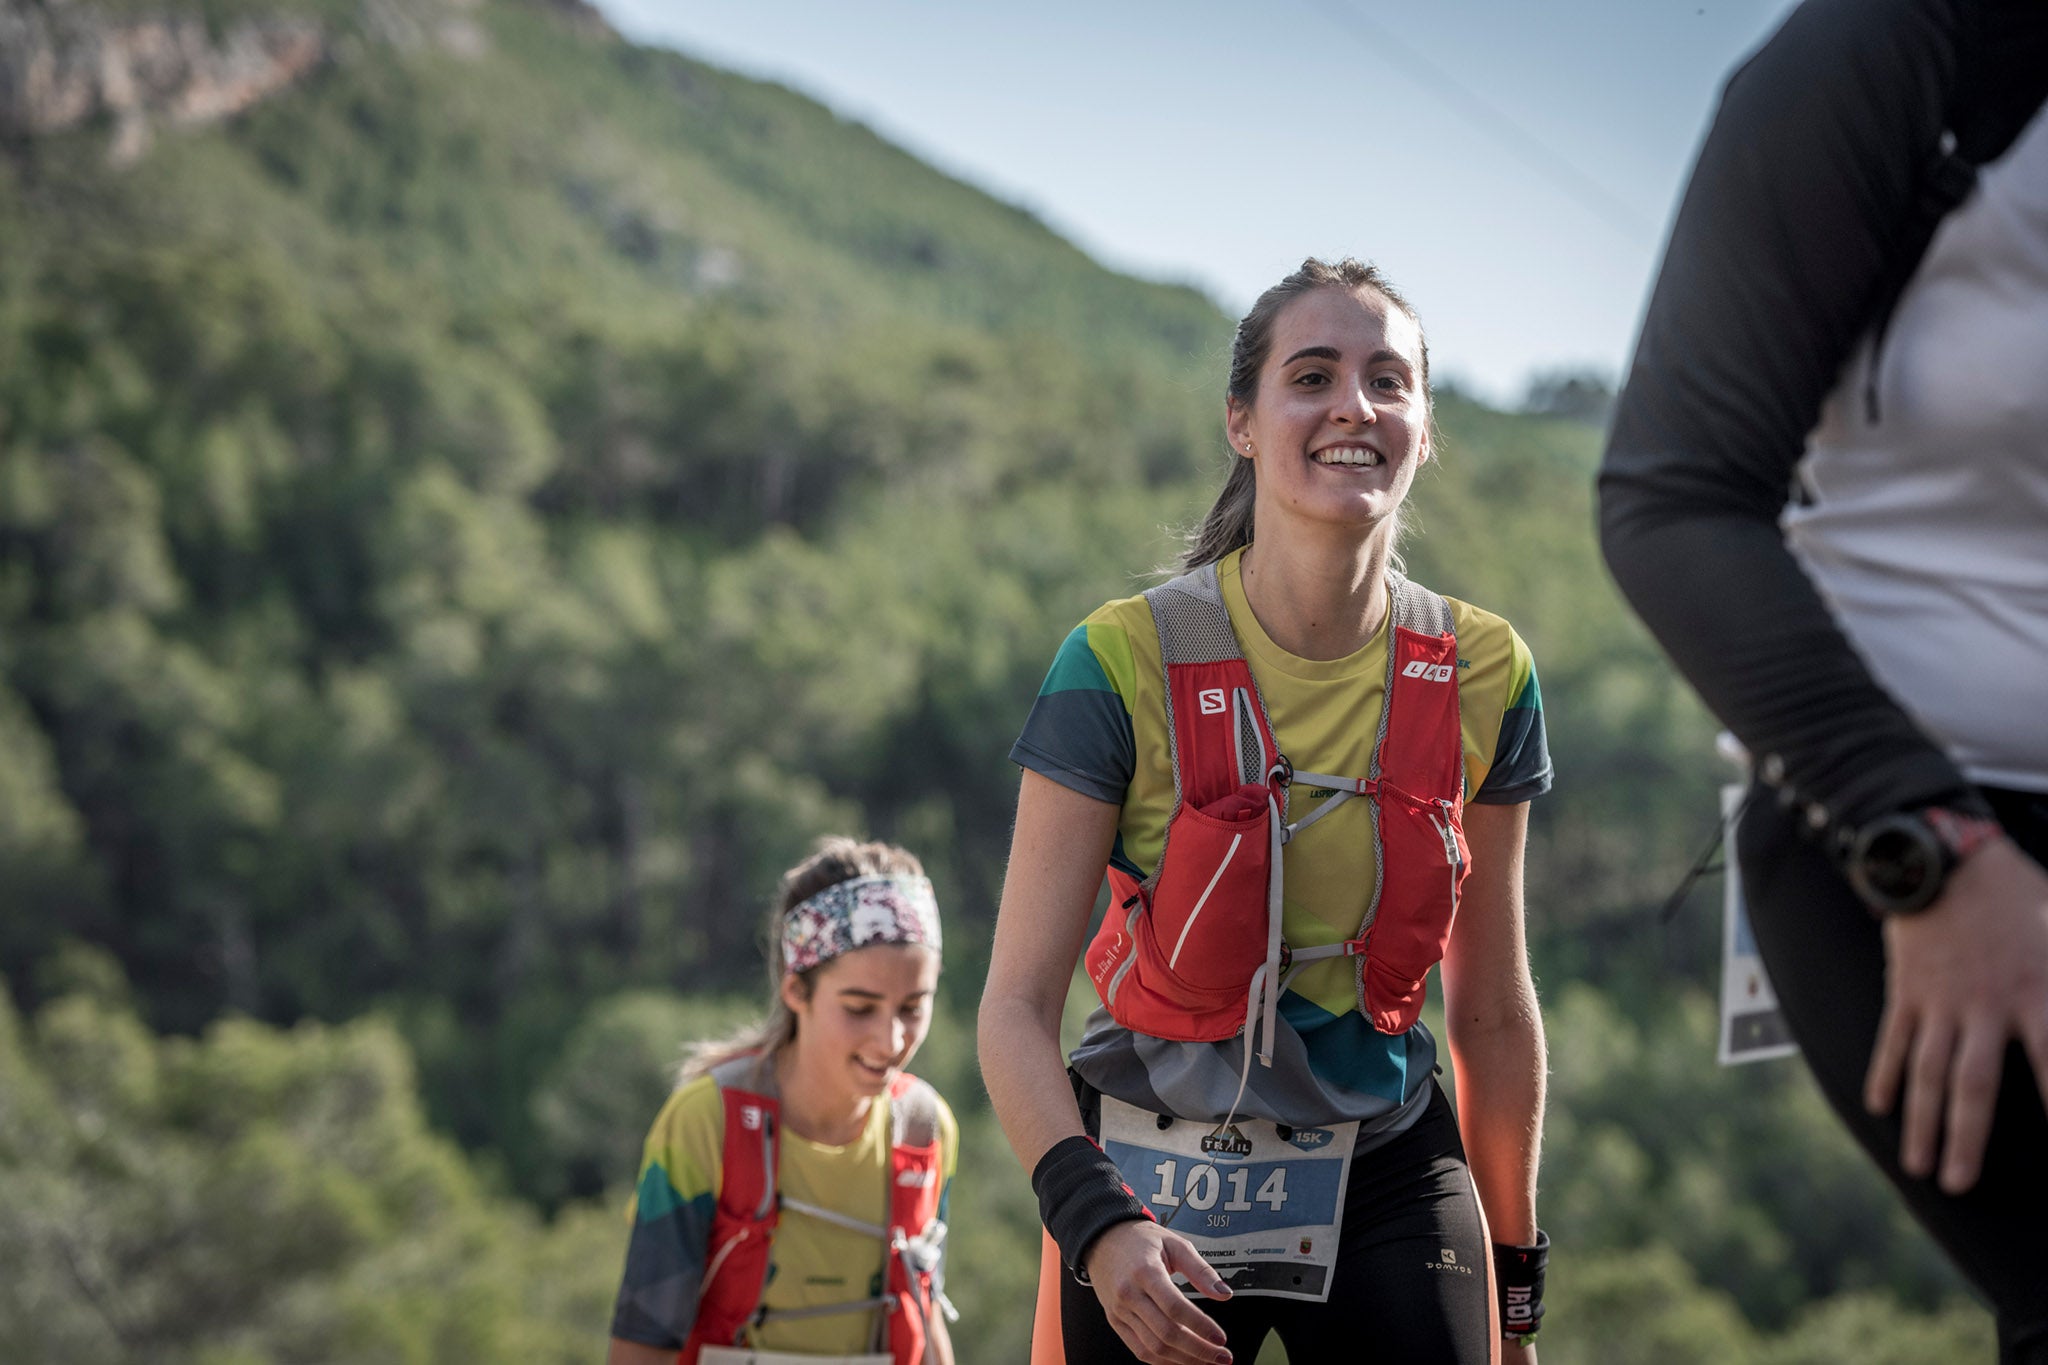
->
[1851, 816, 1946, 912]
[1862, 828, 1937, 900]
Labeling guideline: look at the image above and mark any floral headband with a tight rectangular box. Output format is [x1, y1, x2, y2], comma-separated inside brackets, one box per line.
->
[782, 873, 942, 975]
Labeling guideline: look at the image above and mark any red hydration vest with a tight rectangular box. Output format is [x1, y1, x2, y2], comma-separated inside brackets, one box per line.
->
[683, 1054, 948, 1365]
[1084, 563, 1469, 1052]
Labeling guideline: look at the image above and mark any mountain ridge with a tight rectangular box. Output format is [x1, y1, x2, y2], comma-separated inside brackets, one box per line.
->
[2, 0, 1704, 1235]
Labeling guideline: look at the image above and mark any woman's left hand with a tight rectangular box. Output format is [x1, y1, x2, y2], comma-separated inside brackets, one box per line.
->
[1864, 836, 2048, 1194]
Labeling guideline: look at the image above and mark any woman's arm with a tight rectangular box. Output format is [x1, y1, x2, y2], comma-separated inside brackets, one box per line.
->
[980, 770, 1234, 1365]
[607, 1084, 724, 1361]
[1443, 800, 1545, 1357]
[978, 769, 1113, 1169]
[1598, 0, 1986, 831]
[1440, 800, 1544, 1248]
[1601, 0, 2044, 828]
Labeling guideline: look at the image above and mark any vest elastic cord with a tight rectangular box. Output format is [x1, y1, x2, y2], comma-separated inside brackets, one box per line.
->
[1219, 961, 1273, 1137]
[1261, 788, 1286, 1066]
[1217, 935, 1358, 1138]
[782, 1196, 889, 1239]
[1284, 771, 1377, 842]
[889, 1231, 936, 1364]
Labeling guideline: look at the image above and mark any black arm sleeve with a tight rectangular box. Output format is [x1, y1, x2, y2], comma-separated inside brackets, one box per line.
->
[1598, 0, 2048, 830]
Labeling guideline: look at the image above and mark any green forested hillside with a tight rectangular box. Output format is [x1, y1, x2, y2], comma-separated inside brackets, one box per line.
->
[0, 1, 1995, 1360]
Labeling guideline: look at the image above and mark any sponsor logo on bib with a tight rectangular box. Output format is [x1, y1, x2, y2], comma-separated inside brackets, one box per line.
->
[1199, 1126, 1254, 1159]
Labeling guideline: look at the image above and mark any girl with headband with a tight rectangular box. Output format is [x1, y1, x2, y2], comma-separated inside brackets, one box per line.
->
[607, 837, 959, 1365]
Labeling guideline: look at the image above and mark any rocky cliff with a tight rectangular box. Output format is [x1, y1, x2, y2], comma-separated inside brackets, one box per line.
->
[0, 0, 607, 161]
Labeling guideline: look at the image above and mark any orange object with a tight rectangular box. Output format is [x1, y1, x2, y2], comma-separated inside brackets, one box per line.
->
[1029, 1231, 1065, 1364]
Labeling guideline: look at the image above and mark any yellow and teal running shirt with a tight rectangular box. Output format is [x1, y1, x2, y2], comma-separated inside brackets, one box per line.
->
[609, 1071, 959, 1353]
[1011, 549, 1551, 1133]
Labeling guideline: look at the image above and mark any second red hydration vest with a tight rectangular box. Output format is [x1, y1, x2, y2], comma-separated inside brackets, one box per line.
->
[1084, 562, 1470, 1049]
[684, 1054, 948, 1365]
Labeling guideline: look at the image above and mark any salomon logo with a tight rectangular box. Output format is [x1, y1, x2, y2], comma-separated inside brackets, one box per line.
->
[1198, 688, 1227, 715]
[741, 1105, 763, 1131]
[1401, 660, 1455, 682]
[896, 1169, 935, 1188]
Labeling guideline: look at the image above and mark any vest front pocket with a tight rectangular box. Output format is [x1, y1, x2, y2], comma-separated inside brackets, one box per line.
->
[1135, 784, 1273, 1008]
[1356, 785, 1468, 1034]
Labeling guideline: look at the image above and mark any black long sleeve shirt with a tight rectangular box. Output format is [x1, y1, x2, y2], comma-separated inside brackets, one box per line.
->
[1599, 0, 2048, 830]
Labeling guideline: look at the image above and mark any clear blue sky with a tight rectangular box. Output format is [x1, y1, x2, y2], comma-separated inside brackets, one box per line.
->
[591, 0, 1798, 405]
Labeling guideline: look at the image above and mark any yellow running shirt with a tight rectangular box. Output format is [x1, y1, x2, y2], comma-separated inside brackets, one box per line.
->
[1011, 549, 1550, 1126]
[609, 1070, 960, 1354]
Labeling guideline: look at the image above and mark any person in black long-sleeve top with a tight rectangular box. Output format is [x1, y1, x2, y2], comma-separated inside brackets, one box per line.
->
[1600, 0, 2048, 1358]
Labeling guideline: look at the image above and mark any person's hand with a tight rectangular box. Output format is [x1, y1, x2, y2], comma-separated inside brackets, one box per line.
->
[1865, 837, 2048, 1193]
[1080, 1219, 1235, 1365]
[1503, 1339, 1540, 1363]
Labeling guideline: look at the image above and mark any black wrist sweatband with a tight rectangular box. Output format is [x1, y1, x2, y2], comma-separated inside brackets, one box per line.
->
[1493, 1229, 1549, 1341]
[1031, 1135, 1154, 1278]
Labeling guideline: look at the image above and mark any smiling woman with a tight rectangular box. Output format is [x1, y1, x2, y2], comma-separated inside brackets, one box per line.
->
[981, 259, 1553, 1365]
[606, 838, 959, 1365]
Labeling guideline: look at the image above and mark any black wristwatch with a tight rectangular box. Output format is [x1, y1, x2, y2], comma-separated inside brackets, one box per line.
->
[1843, 806, 2003, 915]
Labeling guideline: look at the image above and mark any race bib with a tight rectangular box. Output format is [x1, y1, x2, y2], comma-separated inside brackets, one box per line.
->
[1097, 1096, 1358, 1301]
[698, 1350, 890, 1365]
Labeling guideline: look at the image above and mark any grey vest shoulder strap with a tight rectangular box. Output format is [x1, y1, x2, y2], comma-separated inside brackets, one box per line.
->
[704, 1054, 940, 1151]
[1141, 561, 1460, 797]
[1143, 562, 1273, 793]
[889, 1073, 943, 1149]
[1145, 561, 1243, 666]
[707, 1051, 778, 1096]
[1151, 563, 1457, 657]
[1387, 569, 1456, 639]
[1375, 570, 1466, 801]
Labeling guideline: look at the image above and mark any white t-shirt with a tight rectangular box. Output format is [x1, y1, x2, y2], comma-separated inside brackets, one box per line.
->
[1785, 107, 2048, 793]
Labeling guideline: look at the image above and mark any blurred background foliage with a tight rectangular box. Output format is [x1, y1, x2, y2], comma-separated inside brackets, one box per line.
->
[0, 0, 1996, 1359]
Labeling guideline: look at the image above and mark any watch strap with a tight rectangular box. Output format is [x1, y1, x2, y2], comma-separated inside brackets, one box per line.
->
[1921, 805, 2003, 862]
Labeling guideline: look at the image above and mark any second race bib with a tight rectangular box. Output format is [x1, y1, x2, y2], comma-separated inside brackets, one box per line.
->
[698, 1350, 891, 1365]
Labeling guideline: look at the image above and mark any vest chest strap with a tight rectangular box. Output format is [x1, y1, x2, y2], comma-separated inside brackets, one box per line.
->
[781, 1195, 888, 1240]
[1285, 770, 1376, 794]
[1277, 772, 1377, 844]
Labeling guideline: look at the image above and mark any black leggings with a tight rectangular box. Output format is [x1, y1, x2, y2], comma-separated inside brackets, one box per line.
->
[1740, 785, 2048, 1364]
[1060, 1081, 1493, 1364]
